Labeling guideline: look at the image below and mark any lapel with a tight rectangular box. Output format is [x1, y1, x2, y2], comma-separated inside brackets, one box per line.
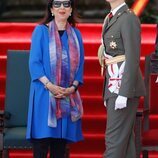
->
[105, 4, 129, 33]
[102, 14, 109, 37]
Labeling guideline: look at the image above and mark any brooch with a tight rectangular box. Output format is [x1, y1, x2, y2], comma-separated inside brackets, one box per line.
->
[110, 41, 117, 49]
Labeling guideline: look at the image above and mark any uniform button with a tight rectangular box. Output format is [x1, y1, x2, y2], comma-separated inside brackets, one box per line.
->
[111, 35, 114, 38]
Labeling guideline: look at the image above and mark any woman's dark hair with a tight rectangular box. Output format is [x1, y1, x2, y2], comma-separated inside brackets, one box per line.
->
[40, 0, 77, 27]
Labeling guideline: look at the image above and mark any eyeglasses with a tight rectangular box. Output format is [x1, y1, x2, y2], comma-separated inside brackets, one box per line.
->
[53, 1, 71, 8]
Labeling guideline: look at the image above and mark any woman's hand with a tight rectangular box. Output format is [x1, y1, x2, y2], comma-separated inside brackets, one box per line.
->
[46, 82, 76, 98]
[46, 82, 66, 98]
[62, 86, 75, 97]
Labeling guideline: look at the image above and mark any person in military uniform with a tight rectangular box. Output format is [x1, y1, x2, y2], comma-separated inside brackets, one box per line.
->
[98, 0, 146, 157]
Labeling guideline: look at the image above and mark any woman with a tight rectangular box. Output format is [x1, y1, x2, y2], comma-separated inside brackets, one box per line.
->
[26, 0, 84, 158]
[99, 0, 146, 157]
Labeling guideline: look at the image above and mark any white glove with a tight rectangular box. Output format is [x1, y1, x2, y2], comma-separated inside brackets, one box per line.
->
[104, 101, 107, 107]
[115, 95, 127, 110]
[156, 76, 158, 83]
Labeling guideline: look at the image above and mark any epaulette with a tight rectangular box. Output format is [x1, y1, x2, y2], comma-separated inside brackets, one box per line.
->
[126, 9, 134, 14]
[117, 8, 133, 17]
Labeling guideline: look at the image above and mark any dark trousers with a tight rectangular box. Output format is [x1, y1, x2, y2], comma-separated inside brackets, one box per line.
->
[104, 97, 139, 158]
[32, 138, 67, 158]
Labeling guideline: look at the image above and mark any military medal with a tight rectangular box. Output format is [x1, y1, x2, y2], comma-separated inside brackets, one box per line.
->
[110, 41, 117, 49]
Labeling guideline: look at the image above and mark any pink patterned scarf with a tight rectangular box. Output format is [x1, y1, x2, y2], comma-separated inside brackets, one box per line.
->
[48, 20, 83, 127]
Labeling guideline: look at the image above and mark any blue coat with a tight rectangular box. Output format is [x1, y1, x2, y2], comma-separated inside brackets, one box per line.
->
[26, 24, 84, 143]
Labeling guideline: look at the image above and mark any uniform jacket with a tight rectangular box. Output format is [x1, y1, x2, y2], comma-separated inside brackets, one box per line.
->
[102, 4, 146, 100]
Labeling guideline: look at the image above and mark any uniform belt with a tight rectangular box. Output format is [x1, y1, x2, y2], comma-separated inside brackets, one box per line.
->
[104, 55, 125, 66]
[101, 55, 125, 76]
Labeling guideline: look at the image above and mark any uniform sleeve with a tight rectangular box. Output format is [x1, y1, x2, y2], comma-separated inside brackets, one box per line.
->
[74, 29, 84, 85]
[29, 25, 45, 81]
[119, 14, 141, 98]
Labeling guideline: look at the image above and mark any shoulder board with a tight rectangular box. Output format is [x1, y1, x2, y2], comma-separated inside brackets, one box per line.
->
[117, 8, 132, 17]
[126, 9, 134, 14]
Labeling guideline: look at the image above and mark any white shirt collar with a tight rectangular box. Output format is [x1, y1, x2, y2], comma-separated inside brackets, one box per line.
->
[111, 2, 126, 16]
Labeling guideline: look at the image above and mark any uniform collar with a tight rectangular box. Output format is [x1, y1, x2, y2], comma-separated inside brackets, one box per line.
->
[102, 4, 128, 34]
[111, 2, 126, 16]
[102, 4, 129, 36]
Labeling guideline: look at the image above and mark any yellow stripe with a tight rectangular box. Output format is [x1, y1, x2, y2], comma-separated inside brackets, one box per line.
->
[132, 0, 149, 16]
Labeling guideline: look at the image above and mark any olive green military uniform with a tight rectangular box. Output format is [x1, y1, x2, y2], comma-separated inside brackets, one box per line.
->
[102, 4, 146, 158]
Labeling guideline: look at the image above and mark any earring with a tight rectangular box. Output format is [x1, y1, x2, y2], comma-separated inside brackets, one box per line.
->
[51, 12, 54, 16]
[69, 13, 72, 16]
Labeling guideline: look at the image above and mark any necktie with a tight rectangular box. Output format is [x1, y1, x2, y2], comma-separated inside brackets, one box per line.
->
[108, 12, 113, 21]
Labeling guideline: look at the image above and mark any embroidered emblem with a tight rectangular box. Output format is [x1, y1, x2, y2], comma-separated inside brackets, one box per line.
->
[110, 41, 117, 49]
